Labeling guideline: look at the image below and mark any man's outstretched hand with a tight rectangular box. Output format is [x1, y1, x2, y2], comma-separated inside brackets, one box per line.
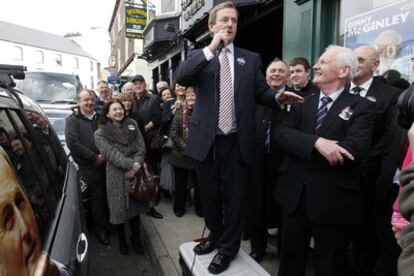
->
[276, 91, 304, 105]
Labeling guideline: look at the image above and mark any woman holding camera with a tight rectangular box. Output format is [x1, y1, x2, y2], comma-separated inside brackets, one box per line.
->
[95, 99, 147, 255]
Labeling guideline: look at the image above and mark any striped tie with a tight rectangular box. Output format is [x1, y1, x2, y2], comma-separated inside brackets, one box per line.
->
[218, 47, 234, 134]
[315, 96, 332, 132]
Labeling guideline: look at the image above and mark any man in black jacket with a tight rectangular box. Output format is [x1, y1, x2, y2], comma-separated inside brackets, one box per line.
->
[289, 57, 319, 98]
[130, 74, 163, 219]
[350, 45, 401, 276]
[275, 45, 376, 276]
[65, 89, 110, 245]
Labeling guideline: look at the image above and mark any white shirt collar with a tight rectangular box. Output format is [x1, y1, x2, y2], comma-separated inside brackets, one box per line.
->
[351, 77, 373, 92]
[319, 86, 344, 102]
[81, 110, 96, 120]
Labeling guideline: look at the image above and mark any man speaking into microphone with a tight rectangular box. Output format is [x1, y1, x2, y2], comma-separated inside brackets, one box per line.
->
[175, 1, 303, 274]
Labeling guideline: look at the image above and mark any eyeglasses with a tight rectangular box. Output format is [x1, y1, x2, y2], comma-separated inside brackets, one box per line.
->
[357, 57, 378, 63]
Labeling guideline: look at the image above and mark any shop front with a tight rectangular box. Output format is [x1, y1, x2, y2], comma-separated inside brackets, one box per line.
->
[284, 0, 414, 83]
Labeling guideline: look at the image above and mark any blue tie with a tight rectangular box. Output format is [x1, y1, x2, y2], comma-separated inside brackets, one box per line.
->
[315, 96, 332, 132]
[264, 122, 270, 154]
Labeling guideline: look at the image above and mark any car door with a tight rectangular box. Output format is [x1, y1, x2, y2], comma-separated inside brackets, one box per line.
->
[0, 104, 88, 275]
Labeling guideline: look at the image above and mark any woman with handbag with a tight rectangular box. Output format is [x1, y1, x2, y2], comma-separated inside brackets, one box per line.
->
[94, 99, 147, 255]
[170, 87, 203, 217]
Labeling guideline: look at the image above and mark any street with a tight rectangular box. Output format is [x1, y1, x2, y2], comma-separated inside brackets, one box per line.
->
[88, 230, 156, 276]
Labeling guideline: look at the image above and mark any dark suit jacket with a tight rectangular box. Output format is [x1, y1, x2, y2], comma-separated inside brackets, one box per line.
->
[357, 76, 400, 176]
[174, 47, 280, 163]
[275, 89, 376, 225]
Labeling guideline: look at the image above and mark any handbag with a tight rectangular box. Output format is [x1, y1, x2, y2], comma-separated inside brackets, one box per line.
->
[150, 130, 165, 151]
[161, 136, 173, 151]
[126, 165, 160, 203]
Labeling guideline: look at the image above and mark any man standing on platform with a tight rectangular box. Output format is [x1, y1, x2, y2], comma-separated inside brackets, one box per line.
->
[175, 1, 303, 274]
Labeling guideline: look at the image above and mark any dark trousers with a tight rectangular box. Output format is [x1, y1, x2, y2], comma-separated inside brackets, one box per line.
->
[279, 191, 349, 276]
[80, 165, 108, 234]
[173, 166, 201, 214]
[245, 152, 282, 254]
[196, 134, 250, 257]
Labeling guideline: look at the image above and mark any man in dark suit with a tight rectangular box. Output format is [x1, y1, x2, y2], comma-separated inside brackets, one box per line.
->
[275, 45, 376, 276]
[174, 1, 303, 274]
[245, 58, 291, 262]
[350, 45, 400, 276]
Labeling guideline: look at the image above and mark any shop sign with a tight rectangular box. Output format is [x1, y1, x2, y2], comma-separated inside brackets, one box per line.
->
[125, 4, 147, 39]
[181, 0, 213, 31]
[344, 0, 414, 83]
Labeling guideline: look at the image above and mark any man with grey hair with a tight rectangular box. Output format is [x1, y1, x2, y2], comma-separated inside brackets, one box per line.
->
[122, 81, 135, 94]
[350, 45, 401, 276]
[155, 80, 169, 94]
[275, 45, 376, 276]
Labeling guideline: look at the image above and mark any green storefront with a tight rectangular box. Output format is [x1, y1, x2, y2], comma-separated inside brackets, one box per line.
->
[284, 0, 414, 83]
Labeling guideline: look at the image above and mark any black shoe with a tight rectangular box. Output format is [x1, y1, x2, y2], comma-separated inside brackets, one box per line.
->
[147, 207, 163, 219]
[193, 239, 216, 255]
[174, 210, 185, 217]
[241, 231, 250, 241]
[208, 253, 234, 274]
[195, 209, 204, 217]
[131, 237, 145, 255]
[119, 240, 129, 255]
[249, 250, 265, 262]
[106, 224, 117, 235]
[96, 232, 110, 245]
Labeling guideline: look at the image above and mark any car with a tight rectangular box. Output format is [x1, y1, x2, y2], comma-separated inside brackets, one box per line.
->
[0, 64, 88, 275]
[14, 71, 82, 106]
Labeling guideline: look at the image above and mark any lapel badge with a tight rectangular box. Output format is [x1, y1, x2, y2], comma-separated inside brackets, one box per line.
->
[128, 124, 136, 130]
[338, 106, 353, 121]
[366, 96, 376, 102]
[236, 57, 246, 66]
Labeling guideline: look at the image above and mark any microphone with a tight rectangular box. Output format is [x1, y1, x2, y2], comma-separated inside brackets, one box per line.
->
[216, 41, 225, 56]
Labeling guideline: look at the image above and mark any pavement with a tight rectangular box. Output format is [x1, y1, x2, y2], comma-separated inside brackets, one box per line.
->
[140, 196, 280, 276]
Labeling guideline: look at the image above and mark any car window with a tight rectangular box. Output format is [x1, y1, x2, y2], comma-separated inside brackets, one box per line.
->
[15, 72, 81, 103]
[0, 108, 60, 241]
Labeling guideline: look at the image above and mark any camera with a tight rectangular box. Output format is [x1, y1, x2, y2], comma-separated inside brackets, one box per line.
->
[397, 84, 414, 129]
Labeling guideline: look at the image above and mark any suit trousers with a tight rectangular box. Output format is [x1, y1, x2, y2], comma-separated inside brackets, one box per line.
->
[195, 133, 250, 257]
[278, 189, 349, 276]
[79, 164, 108, 234]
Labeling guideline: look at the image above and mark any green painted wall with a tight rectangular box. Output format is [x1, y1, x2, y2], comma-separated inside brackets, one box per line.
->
[283, 0, 339, 66]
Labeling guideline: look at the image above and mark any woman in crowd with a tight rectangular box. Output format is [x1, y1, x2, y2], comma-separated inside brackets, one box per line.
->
[95, 100, 147, 255]
[169, 87, 202, 217]
[159, 87, 176, 196]
[117, 92, 134, 118]
[172, 81, 186, 115]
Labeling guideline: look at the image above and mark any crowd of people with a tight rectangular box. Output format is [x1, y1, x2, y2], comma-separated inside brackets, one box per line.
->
[62, 2, 414, 275]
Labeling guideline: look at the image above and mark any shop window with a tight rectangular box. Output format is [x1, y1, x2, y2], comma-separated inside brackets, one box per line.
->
[55, 54, 62, 66]
[338, 0, 414, 83]
[13, 46, 23, 61]
[73, 57, 79, 69]
[34, 50, 44, 64]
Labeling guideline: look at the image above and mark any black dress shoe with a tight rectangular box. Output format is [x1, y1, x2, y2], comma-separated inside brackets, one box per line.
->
[147, 207, 163, 219]
[96, 232, 110, 245]
[174, 210, 185, 217]
[208, 253, 234, 274]
[193, 239, 216, 255]
[131, 237, 145, 255]
[249, 250, 265, 262]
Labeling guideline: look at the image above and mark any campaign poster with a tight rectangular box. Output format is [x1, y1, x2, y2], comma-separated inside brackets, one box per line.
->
[344, 0, 414, 83]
